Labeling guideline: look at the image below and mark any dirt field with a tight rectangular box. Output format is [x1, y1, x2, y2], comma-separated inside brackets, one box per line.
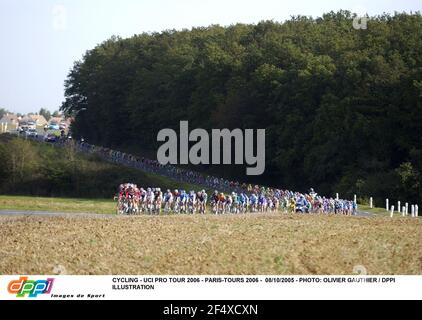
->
[0, 214, 421, 275]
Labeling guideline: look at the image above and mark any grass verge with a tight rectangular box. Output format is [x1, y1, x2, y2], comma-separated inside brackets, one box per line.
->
[0, 195, 115, 214]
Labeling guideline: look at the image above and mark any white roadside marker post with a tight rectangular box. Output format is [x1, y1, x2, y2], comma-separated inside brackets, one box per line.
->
[405, 203, 409, 216]
[416, 205, 419, 217]
[336, 193, 339, 200]
[370, 197, 373, 209]
[402, 206, 406, 217]
[386, 199, 389, 211]
[411, 205, 415, 218]
[398, 201, 401, 214]
[354, 194, 357, 204]
[390, 206, 394, 218]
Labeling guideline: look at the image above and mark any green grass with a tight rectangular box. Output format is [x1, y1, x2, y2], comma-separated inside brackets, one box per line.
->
[359, 204, 390, 216]
[0, 195, 116, 214]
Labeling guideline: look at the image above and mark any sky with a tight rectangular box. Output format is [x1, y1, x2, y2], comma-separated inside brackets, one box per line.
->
[0, 0, 421, 114]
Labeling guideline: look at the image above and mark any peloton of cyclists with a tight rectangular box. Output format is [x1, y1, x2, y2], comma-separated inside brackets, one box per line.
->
[117, 184, 358, 216]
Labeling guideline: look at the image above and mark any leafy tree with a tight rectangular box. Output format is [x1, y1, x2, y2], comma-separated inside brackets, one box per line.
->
[0, 108, 9, 119]
[395, 162, 422, 203]
[52, 110, 61, 118]
[4, 139, 40, 185]
[39, 108, 51, 121]
[60, 11, 422, 204]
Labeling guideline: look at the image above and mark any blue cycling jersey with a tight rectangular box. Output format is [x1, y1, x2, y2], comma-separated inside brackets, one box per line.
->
[239, 194, 246, 203]
[250, 195, 257, 204]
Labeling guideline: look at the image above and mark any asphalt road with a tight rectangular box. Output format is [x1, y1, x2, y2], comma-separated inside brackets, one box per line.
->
[0, 209, 373, 218]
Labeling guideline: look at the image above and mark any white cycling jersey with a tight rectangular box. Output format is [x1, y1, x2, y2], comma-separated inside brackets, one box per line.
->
[146, 191, 155, 202]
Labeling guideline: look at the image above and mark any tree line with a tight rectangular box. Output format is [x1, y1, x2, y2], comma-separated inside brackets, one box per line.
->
[61, 11, 422, 205]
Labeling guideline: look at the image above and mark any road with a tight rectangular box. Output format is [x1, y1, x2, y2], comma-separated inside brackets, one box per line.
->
[0, 209, 373, 218]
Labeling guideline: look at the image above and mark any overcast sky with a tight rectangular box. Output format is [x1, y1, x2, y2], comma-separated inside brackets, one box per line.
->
[1, 0, 421, 114]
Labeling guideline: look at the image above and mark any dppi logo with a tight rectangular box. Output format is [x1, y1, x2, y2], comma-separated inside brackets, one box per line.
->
[8, 277, 54, 298]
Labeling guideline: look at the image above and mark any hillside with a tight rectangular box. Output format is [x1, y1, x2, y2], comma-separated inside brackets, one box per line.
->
[0, 134, 200, 198]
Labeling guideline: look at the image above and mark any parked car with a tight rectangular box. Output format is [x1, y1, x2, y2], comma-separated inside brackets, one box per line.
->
[48, 123, 60, 130]
[18, 126, 29, 134]
[25, 128, 38, 138]
[45, 133, 58, 143]
[27, 121, 36, 129]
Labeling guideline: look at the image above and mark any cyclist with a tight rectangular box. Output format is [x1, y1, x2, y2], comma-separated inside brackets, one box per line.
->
[163, 189, 174, 213]
[211, 191, 219, 214]
[218, 192, 226, 214]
